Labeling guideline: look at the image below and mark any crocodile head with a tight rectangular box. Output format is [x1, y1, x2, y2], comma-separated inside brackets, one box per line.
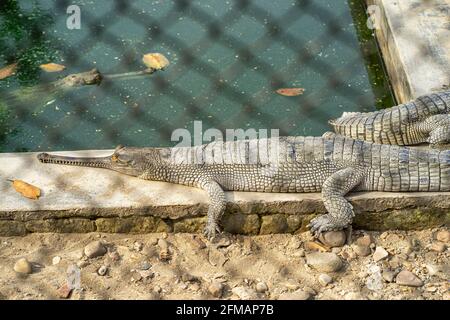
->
[37, 145, 153, 177]
[58, 68, 103, 88]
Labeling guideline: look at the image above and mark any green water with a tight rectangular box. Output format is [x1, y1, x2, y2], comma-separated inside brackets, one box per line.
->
[0, 0, 393, 152]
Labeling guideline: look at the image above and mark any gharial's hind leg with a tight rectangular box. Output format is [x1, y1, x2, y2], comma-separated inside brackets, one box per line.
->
[309, 166, 365, 237]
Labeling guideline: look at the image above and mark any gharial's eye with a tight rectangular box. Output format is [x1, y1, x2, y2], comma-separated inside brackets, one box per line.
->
[111, 154, 118, 162]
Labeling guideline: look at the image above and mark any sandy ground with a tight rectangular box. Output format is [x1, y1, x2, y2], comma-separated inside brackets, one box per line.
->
[0, 228, 448, 300]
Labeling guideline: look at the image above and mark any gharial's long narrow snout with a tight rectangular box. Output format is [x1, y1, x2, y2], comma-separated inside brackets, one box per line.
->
[37, 152, 112, 168]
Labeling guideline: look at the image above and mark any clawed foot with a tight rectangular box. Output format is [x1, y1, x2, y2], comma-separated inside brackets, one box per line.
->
[308, 214, 349, 238]
[203, 222, 221, 241]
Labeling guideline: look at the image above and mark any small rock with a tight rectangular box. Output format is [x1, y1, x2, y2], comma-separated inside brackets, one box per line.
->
[181, 273, 198, 282]
[288, 237, 302, 250]
[77, 260, 89, 268]
[380, 232, 389, 239]
[303, 286, 316, 296]
[140, 261, 151, 270]
[331, 247, 341, 254]
[84, 241, 106, 259]
[382, 269, 396, 283]
[216, 237, 231, 248]
[109, 251, 121, 262]
[256, 282, 268, 293]
[278, 289, 311, 300]
[161, 232, 168, 239]
[318, 273, 333, 286]
[356, 234, 373, 247]
[319, 231, 346, 247]
[58, 283, 72, 299]
[372, 247, 389, 262]
[208, 281, 224, 298]
[138, 270, 154, 279]
[232, 286, 257, 300]
[353, 244, 371, 257]
[281, 279, 300, 290]
[97, 265, 108, 276]
[133, 241, 143, 251]
[13, 258, 32, 274]
[52, 256, 61, 265]
[131, 271, 142, 282]
[388, 255, 403, 269]
[436, 230, 450, 243]
[306, 252, 343, 272]
[395, 270, 423, 287]
[430, 242, 446, 253]
[344, 291, 366, 300]
[425, 264, 441, 276]
[192, 236, 206, 249]
[293, 248, 305, 257]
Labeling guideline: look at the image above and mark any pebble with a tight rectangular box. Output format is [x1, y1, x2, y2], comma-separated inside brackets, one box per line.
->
[318, 273, 333, 286]
[293, 248, 305, 257]
[138, 270, 154, 279]
[372, 247, 389, 262]
[425, 263, 441, 276]
[97, 265, 108, 276]
[140, 261, 151, 270]
[436, 230, 450, 243]
[109, 251, 121, 262]
[208, 281, 224, 298]
[430, 242, 446, 253]
[382, 269, 396, 283]
[306, 252, 343, 272]
[256, 282, 268, 293]
[356, 234, 373, 247]
[13, 258, 32, 274]
[288, 237, 302, 250]
[215, 237, 232, 248]
[84, 241, 106, 259]
[281, 279, 300, 290]
[131, 271, 142, 282]
[353, 244, 371, 257]
[319, 231, 346, 247]
[52, 256, 61, 265]
[58, 283, 72, 299]
[395, 270, 423, 287]
[278, 289, 311, 300]
[344, 291, 366, 300]
[77, 260, 89, 268]
[133, 241, 144, 251]
[232, 286, 257, 300]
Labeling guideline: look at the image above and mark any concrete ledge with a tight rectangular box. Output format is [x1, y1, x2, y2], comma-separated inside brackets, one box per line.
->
[367, 0, 450, 102]
[0, 151, 449, 235]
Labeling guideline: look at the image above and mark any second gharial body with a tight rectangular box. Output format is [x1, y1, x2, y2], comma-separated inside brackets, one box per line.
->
[37, 135, 450, 239]
[329, 89, 450, 146]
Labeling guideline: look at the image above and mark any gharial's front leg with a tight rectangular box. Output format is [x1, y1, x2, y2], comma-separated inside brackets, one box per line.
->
[309, 166, 365, 237]
[200, 180, 226, 240]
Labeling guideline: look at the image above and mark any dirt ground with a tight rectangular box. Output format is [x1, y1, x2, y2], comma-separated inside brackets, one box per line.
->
[0, 227, 448, 300]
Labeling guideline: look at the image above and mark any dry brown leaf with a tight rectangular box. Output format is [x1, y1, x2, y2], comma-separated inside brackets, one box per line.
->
[142, 53, 169, 70]
[276, 88, 305, 96]
[40, 63, 66, 72]
[304, 241, 330, 252]
[9, 179, 41, 200]
[0, 62, 18, 80]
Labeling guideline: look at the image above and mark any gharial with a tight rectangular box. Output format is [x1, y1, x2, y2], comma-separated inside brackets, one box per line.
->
[328, 89, 450, 147]
[37, 135, 450, 239]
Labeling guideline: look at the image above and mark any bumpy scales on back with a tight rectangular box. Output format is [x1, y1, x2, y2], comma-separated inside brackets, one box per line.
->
[329, 90, 450, 146]
[37, 136, 450, 239]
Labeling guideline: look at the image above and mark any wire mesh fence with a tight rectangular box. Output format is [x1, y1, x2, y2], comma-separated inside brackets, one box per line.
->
[0, 0, 395, 153]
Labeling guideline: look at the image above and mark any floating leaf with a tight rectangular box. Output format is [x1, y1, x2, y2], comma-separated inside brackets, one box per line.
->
[0, 63, 18, 80]
[276, 88, 305, 96]
[9, 179, 41, 200]
[40, 63, 66, 72]
[304, 241, 330, 252]
[142, 53, 170, 70]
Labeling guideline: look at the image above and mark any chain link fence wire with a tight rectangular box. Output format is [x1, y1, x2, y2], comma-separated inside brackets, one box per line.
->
[0, 0, 396, 153]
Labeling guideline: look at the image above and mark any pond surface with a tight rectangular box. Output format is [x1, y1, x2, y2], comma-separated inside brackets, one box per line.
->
[0, 0, 393, 152]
